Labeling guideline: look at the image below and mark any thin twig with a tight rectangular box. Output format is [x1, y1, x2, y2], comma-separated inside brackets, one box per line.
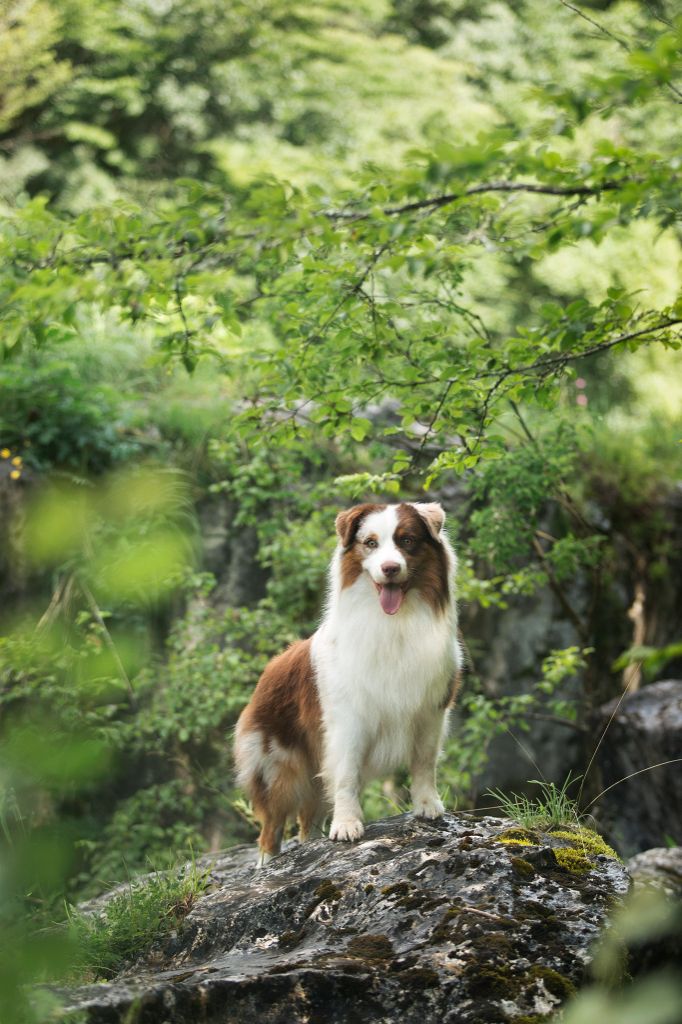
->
[524, 713, 587, 734]
[449, 904, 518, 926]
[558, 0, 631, 49]
[532, 535, 589, 642]
[558, 0, 682, 103]
[508, 400, 536, 444]
[35, 575, 70, 633]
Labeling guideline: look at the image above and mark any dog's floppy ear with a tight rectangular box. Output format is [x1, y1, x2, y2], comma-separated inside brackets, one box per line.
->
[335, 503, 382, 548]
[410, 502, 445, 542]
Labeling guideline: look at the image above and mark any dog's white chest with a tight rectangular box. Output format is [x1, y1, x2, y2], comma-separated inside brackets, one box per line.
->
[312, 577, 457, 718]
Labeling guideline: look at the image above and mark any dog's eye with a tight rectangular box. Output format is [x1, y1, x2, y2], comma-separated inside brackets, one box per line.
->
[400, 536, 415, 549]
[364, 538, 378, 549]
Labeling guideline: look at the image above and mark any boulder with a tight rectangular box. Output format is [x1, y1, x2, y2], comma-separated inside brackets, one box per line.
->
[626, 847, 682, 901]
[55, 813, 629, 1023]
[592, 679, 682, 856]
[621, 848, 682, 982]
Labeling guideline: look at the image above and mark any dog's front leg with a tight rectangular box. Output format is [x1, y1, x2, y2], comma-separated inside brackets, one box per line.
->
[324, 728, 365, 842]
[410, 707, 448, 819]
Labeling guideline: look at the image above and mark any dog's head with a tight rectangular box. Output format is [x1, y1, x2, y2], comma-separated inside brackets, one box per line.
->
[335, 502, 449, 615]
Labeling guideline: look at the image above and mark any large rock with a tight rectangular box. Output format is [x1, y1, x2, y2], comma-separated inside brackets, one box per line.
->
[592, 679, 682, 856]
[197, 495, 269, 609]
[55, 813, 629, 1023]
[622, 848, 682, 983]
[627, 847, 682, 900]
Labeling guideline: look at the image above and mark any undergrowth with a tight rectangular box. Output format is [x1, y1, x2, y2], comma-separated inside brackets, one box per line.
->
[67, 861, 209, 980]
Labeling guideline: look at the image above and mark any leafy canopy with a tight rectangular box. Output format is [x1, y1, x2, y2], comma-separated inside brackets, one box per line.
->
[2, 2, 681, 498]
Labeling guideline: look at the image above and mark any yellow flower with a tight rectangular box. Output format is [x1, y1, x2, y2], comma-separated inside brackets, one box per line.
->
[0, 448, 10, 459]
[11, 456, 22, 466]
[10, 469, 21, 480]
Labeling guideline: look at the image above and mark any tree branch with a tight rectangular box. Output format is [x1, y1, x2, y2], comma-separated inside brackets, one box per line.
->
[327, 177, 643, 223]
[532, 535, 589, 643]
[477, 316, 682, 379]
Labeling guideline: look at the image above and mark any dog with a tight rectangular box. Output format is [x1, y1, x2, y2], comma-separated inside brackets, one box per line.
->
[234, 501, 462, 865]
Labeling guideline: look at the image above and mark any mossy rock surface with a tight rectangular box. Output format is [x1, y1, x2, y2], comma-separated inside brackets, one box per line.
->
[495, 822, 620, 876]
[53, 813, 629, 1023]
[547, 826, 619, 861]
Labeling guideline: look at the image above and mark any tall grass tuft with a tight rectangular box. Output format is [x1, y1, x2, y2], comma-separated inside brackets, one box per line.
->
[67, 861, 209, 980]
[487, 773, 583, 830]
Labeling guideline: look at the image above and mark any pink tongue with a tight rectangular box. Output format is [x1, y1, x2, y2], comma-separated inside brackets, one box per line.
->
[379, 584, 404, 615]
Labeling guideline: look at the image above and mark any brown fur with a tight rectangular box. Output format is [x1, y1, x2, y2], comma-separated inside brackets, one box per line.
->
[235, 639, 324, 858]
[339, 532, 375, 590]
[336, 503, 384, 548]
[337, 503, 384, 590]
[395, 503, 450, 614]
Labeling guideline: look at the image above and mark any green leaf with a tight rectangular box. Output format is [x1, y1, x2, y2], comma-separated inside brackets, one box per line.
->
[350, 417, 372, 442]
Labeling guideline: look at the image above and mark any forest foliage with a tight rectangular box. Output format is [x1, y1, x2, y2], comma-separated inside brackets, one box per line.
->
[1, 0, 681, 1019]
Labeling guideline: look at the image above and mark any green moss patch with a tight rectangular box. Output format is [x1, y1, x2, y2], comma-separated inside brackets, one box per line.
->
[400, 966, 440, 989]
[511, 856, 536, 880]
[346, 934, 394, 960]
[549, 825, 620, 875]
[278, 927, 305, 950]
[498, 828, 541, 846]
[548, 826, 620, 861]
[431, 906, 459, 942]
[464, 963, 519, 999]
[554, 848, 591, 874]
[511, 1016, 552, 1023]
[381, 881, 410, 897]
[526, 965, 577, 1000]
[315, 879, 343, 902]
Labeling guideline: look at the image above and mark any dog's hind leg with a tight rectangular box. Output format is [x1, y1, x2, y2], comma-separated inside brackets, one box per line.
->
[253, 744, 315, 866]
[253, 777, 292, 867]
[256, 813, 286, 867]
[235, 725, 288, 867]
[297, 777, 326, 844]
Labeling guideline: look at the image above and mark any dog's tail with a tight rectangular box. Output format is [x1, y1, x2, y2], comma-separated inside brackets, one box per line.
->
[233, 640, 325, 866]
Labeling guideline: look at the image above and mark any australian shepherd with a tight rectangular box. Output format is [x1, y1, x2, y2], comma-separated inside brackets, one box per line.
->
[234, 501, 463, 865]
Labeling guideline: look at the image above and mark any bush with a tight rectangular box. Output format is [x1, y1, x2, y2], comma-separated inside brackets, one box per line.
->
[0, 356, 138, 474]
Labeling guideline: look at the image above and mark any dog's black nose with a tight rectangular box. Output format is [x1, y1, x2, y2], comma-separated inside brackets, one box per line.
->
[381, 562, 400, 578]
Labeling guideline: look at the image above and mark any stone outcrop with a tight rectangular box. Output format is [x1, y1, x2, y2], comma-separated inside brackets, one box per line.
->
[626, 847, 682, 900]
[56, 813, 629, 1023]
[592, 679, 682, 856]
[624, 848, 682, 982]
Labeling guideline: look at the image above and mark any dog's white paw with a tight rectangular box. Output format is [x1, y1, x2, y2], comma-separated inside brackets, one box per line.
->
[256, 850, 275, 869]
[413, 794, 445, 819]
[329, 817, 365, 842]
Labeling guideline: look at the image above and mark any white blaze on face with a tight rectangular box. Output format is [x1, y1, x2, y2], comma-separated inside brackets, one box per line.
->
[356, 506, 407, 615]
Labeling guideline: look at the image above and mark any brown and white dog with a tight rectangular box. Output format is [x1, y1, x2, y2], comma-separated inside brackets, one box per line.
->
[234, 501, 462, 866]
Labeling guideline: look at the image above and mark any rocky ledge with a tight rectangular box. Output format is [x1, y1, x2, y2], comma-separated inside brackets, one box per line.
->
[56, 813, 629, 1024]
